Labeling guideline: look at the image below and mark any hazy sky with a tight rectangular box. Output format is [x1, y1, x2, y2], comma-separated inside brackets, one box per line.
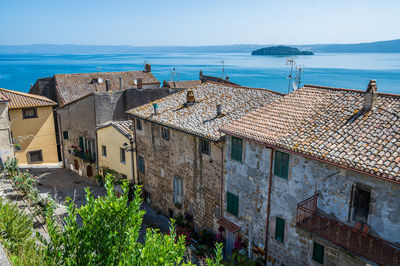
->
[0, 0, 399, 46]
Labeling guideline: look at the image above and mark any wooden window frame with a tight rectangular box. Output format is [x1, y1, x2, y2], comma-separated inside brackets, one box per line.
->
[227, 191, 239, 217]
[231, 136, 243, 163]
[275, 217, 285, 243]
[101, 145, 107, 157]
[274, 150, 289, 179]
[312, 242, 324, 264]
[173, 175, 183, 204]
[22, 108, 38, 119]
[28, 150, 43, 163]
[162, 127, 170, 141]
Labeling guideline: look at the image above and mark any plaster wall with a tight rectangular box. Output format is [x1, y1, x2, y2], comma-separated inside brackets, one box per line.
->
[10, 106, 58, 165]
[0, 103, 13, 162]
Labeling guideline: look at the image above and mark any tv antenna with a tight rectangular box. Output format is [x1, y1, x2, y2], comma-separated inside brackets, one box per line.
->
[296, 65, 304, 89]
[170, 68, 179, 82]
[286, 58, 296, 93]
[215, 60, 225, 79]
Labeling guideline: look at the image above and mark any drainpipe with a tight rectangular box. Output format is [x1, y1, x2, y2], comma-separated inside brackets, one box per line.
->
[130, 138, 136, 185]
[264, 147, 274, 264]
[133, 118, 140, 185]
[57, 112, 65, 168]
[215, 142, 224, 220]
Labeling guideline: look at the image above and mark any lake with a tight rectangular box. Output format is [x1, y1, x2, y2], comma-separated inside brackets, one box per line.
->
[0, 52, 399, 94]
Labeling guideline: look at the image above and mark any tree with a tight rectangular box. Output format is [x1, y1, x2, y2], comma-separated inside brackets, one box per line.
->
[42, 174, 222, 265]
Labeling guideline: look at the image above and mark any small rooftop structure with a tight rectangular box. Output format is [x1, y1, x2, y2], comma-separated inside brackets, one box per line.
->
[127, 82, 283, 141]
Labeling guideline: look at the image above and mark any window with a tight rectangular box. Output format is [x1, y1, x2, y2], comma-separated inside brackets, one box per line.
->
[138, 156, 145, 173]
[227, 192, 239, 217]
[312, 242, 324, 264]
[353, 187, 371, 223]
[102, 145, 107, 157]
[173, 176, 183, 204]
[275, 217, 285, 243]
[79, 136, 84, 151]
[63, 131, 69, 140]
[28, 150, 43, 163]
[231, 137, 242, 162]
[136, 119, 142, 130]
[22, 108, 37, 119]
[274, 151, 289, 179]
[144, 190, 151, 204]
[162, 127, 170, 141]
[120, 148, 126, 163]
[200, 139, 210, 155]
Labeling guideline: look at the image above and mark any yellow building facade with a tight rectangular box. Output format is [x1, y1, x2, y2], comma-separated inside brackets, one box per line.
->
[96, 121, 136, 183]
[0, 88, 58, 166]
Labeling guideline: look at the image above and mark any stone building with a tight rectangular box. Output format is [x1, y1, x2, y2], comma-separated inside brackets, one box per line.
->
[220, 81, 400, 265]
[56, 87, 180, 178]
[162, 80, 201, 90]
[0, 88, 58, 166]
[127, 82, 283, 231]
[0, 93, 13, 163]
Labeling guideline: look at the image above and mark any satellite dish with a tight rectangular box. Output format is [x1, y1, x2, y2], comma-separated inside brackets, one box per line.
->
[98, 78, 103, 84]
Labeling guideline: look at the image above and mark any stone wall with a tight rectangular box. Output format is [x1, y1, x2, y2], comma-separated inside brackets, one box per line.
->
[135, 119, 224, 230]
[0, 103, 12, 162]
[225, 138, 400, 265]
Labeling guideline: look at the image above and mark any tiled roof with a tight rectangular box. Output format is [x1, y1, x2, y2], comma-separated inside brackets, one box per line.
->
[0, 88, 56, 109]
[97, 120, 133, 140]
[163, 80, 201, 89]
[127, 82, 283, 141]
[221, 84, 400, 182]
[54, 71, 160, 105]
[217, 218, 240, 233]
[0, 93, 10, 102]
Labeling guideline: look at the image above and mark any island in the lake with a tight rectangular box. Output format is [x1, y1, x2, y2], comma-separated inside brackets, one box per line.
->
[251, 45, 314, 56]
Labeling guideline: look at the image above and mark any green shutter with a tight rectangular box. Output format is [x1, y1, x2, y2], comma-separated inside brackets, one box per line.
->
[312, 242, 324, 264]
[227, 192, 239, 216]
[231, 137, 242, 162]
[275, 217, 285, 242]
[79, 136, 84, 150]
[274, 151, 289, 179]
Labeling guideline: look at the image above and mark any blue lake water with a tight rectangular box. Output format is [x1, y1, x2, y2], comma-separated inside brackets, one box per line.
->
[0, 52, 399, 94]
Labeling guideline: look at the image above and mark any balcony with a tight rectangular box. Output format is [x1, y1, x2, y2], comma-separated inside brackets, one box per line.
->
[296, 195, 400, 266]
[72, 149, 95, 164]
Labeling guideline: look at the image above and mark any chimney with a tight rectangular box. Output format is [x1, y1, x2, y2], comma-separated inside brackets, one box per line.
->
[145, 64, 151, 73]
[105, 79, 111, 91]
[216, 104, 222, 117]
[363, 80, 377, 112]
[119, 77, 122, 90]
[137, 78, 143, 89]
[199, 70, 203, 80]
[186, 90, 195, 105]
[162, 80, 168, 88]
[153, 103, 158, 115]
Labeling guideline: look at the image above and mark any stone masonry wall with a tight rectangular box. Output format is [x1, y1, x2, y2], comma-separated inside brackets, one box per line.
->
[135, 119, 224, 231]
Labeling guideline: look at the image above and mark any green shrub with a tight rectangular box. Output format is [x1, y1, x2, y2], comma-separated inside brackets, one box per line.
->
[3, 157, 18, 177]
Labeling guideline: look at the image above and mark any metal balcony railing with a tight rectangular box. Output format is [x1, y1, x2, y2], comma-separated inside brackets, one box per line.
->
[296, 195, 400, 266]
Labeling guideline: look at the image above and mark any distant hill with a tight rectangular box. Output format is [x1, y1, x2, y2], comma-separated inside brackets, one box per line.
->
[0, 39, 399, 54]
[252, 46, 313, 56]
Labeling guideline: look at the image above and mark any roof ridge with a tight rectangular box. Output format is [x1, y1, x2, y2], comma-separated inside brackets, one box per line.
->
[304, 84, 366, 93]
[54, 70, 147, 77]
[204, 81, 284, 95]
[0, 88, 56, 104]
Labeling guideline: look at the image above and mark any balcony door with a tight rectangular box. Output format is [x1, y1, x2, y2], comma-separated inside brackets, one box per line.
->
[353, 187, 371, 223]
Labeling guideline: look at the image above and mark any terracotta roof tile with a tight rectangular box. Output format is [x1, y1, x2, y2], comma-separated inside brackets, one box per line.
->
[164, 80, 201, 89]
[0, 88, 56, 109]
[217, 217, 240, 233]
[221, 84, 400, 182]
[127, 82, 283, 141]
[54, 71, 160, 105]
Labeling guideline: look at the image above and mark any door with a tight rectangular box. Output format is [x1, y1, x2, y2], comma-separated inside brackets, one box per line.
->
[225, 230, 236, 256]
[74, 159, 79, 171]
[353, 187, 371, 223]
[87, 165, 93, 177]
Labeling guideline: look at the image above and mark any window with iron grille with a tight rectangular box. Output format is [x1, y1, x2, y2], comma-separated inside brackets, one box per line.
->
[162, 127, 170, 141]
[227, 192, 239, 217]
[173, 176, 183, 204]
[28, 150, 43, 163]
[22, 108, 37, 119]
[274, 150, 289, 179]
[102, 145, 107, 157]
[200, 139, 210, 155]
[138, 156, 145, 173]
[275, 217, 285, 243]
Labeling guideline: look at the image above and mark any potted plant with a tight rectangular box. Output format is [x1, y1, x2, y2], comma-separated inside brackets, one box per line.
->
[13, 143, 21, 151]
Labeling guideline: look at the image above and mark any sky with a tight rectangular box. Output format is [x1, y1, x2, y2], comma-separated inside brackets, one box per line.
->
[0, 0, 399, 46]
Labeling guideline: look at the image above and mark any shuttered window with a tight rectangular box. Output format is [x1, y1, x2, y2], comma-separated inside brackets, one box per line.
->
[63, 131, 69, 140]
[138, 156, 145, 173]
[79, 136, 84, 151]
[173, 176, 183, 204]
[275, 217, 285, 243]
[312, 242, 324, 264]
[227, 192, 239, 217]
[274, 151, 289, 179]
[231, 137, 242, 162]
